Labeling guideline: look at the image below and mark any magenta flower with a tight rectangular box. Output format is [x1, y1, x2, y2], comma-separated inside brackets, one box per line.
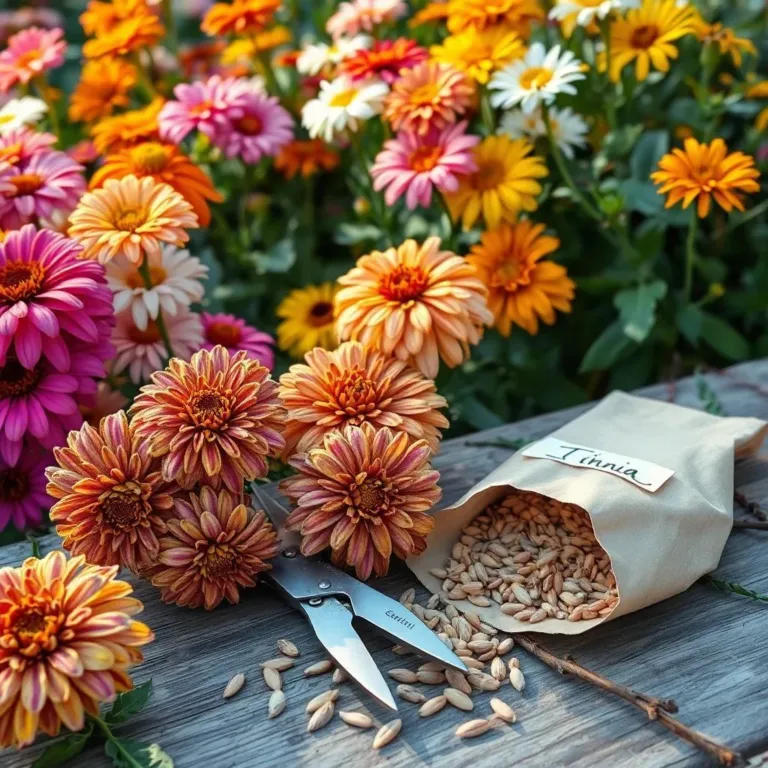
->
[158, 75, 251, 145]
[0, 225, 114, 372]
[0, 150, 85, 228]
[0, 127, 57, 165]
[217, 93, 294, 164]
[371, 121, 479, 209]
[0, 442, 50, 531]
[201, 312, 275, 369]
[0, 27, 66, 93]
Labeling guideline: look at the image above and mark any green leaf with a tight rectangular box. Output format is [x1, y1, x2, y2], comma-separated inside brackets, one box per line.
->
[705, 577, 768, 603]
[619, 179, 664, 216]
[33, 723, 93, 768]
[105, 681, 153, 725]
[105, 739, 174, 768]
[245, 238, 296, 275]
[695, 371, 725, 415]
[334, 222, 382, 246]
[460, 396, 505, 431]
[676, 304, 703, 346]
[630, 130, 669, 181]
[613, 280, 667, 343]
[698, 311, 750, 361]
[579, 320, 633, 372]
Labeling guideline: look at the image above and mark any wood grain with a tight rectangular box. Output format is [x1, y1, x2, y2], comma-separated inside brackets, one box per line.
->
[2, 360, 768, 768]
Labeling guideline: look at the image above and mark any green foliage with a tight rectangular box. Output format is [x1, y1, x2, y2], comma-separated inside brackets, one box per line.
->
[105, 681, 154, 725]
[32, 724, 94, 768]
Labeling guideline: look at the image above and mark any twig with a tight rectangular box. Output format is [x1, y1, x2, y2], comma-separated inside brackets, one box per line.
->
[515, 634, 744, 766]
[705, 576, 768, 603]
[665, 353, 681, 403]
[734, 490, 767, 522]
[732, 519, 768, 531]
[463, 437, 530, 451]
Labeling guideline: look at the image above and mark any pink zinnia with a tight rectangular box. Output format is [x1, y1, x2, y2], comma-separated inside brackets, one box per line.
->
[0, 27, 66, 93]
[0, 442, 50, 531]
[217, 93, 294, 164]
[0, 150, 85, 229]
[327, 0, 407, 39]
[201, 312, 275, 369]
[0, 127, 56, 166]
[371, 121, 479, 209]
[158, 75, 251, 145]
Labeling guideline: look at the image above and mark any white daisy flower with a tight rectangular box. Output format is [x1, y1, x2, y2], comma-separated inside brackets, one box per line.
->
[499, 106, 589, 159]
[489, 43, 586, 115]
[106, 244, 208, 331]
[0, 97, 47, 135]
[302, 75, 388, 142]
[296, 35, 371, 76]
[549, 0, 640, 28]
[498, 110, 545, 141]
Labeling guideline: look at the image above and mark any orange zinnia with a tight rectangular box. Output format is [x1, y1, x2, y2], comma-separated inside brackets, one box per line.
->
[91, 98, 165, 155]
[81, 0, 164, 59]
[651, 138, 761, 218]
[69, 57, 138, 124]
[335, 237, 493, 379]
[202, 0, 282, 37]
[90, 142, 222, 227]
[446, 0, 544, 35]
[467, 221, 574, 336]
[274, 139, 340, 179]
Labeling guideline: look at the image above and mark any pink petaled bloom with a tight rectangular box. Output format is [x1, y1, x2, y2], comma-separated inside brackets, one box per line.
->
[372, 121, 479, 209]
[0, 127, 56, 166]
[0, 27, 66, 93]
[201, 311, 275, 369]
[327, 0, 407, 39]
[67, 139, 100, 165]
[0, 442, 50, 531]
[0, 151, 85, 229]
[158, 75, 251, 146]
[0, 225, 114, 372]
[341, 38, 428, 85]
[111, 306, 204, 384]
[216, 93, 294, 164]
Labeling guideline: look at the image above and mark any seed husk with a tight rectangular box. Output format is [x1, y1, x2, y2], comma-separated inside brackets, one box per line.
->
[509, 667, 526, 691]
[307, 701, 334, 733]
[277, 639, 299, 658]
[445, 668, 472, 695]
[456, 719, 492, 739]
[373, 719, 402, 749]
[223, 673, 245, 699]
[419, 695, 447, 717]
[306, 689, 339, 714]
[332, 667, 349, 685]
[304, 659, 333, 677]
[416, 670, 445, 685]
[496, 637, 514, 655]
[489, 697, 516, 723]
[260, 657, 294, 672]
[268, 690, 286, 719]
[263, 668, 281, 691]
[339, 710, 373, 729]
[397, 684, 426, 704]
[490, 657, 507, 682]
[444, 687, 473, 711]
[388, 668, 418, 684]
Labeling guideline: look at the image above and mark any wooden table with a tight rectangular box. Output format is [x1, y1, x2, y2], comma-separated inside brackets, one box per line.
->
[3, 361, 768, 768]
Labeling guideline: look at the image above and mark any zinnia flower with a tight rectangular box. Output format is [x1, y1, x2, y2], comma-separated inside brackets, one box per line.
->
[90, 98, 165, 155]
[82, 4, 164, 59]
[327, 0, 408, 39]
[68, 175, 199, 265]
[276, 282, 338, 358]
[111, 306, 203, 384]
[69, 57, 138, 124]
[446, 0, 544, 34]
[0, 97, 47, 136]
[0, 128, 55, 166]
[489, 43, 586, 114]
[80, 381, 129, 427]
[444, 135, 548, 230]
[201, 312, 274, 369]
[274, 139, 340, 179]
[411, 2, 451, 27]
[383, 61, 474, 136]
[296, 35, 371, 77]
[0, 225, 114, 372]
[0, 550, 153, 749]
[46, 410, 176, 572]
[467, 221, 575, 336]
[147, 486, 280, 610]
[651, 138, 761, 218]
[549, 0, 641, 35]
[692, 15, 757, 68]
[341, 38, 428, 84]
[281, 422, 441, 580]
[106, 244, 208, 331]
[202, 0, 281, 37]
[130, 345, 286, 491]
[335, 237, 493, 378]
[279, 340, 449, 458]
[0, 27, 66, 92]
[499, 106, 588, 159]
[90, 142, 222, 227]
[372, 121, 479, 209]
[0, 444, 50, 532]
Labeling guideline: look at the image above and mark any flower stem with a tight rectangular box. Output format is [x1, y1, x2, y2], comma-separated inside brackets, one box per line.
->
[258, 52, 282, 97]
[33, 78, 60, 141]
[480, 88, 495, 135]
[138, 257, 175, 359]
[131, 52, 158, 102]
[683, 208, 699, 304]
[437, 191, 460, 251]
[599, 17, 618, 131]
[161, 0, 178, 54]
[89, 716, 144, 768]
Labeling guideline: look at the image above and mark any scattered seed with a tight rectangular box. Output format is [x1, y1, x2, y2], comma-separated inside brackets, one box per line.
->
[445, 668, 472, 696]
[456, 719, 492, 739]
[373, 719, 402, 749]
[496, 638, 514, 656]
[399, 588, 415, 605]
[306, 689, 339, 714]
[419, 695, 447, 717]
[388, 668, 418, 684]
[260, 657, 294, 672]
[489, 697, 516, 724]
[490, 657, 507, 682]
[263, 668, 281, 691]
[339, 710, 373, 729]
[332, 667, 349, 685]
[397, 684, 426, 704]
[268, 690, 286, 719]
[223, 673, 245, 699]
[419, 661, 446, 673]
[304, 660, 333, 677]
[277, 639, 299, 658]
[307, 701, 334, 733]
[416, 670, 445, 686]
[444, 687, 473, 711]
[509, 667, 525, 692]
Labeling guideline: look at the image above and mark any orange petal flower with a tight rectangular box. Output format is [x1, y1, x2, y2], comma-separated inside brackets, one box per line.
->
[147, 486, 279, 610]
[446, 0, 544, 35]
[90, 98, 165, 155]
[279, 340, 449, 458]
[0, 551, 153, 749]
[651, 138, 760, 218]
[81, 0, 164, 59]
[335, 237, 493, 379]
[202, 0, 282, 37]
[130, 346, 287, 492]
[467, 221, 574, 336]
[69, 57, 137, 124]
[46, 410, 176, 573]
[90, 142, 222, 228]
[280, 422, 441, 580]
[274, 139, 340, 179]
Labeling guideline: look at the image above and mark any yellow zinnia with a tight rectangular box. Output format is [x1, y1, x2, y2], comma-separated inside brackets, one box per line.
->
[276, 283, 339, 358]
[446, 0, 544, 36]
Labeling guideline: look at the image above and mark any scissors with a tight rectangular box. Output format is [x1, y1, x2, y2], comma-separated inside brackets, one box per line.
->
[251, 485, 467, 711]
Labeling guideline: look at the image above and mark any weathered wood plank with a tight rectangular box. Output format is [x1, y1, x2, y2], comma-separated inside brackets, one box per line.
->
[2, 361, 768, 768]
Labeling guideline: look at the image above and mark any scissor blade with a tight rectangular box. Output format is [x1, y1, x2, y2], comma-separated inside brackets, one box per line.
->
[302, 597, 398, 711]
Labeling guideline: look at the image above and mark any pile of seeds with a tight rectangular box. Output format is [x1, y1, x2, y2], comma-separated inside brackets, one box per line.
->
[429, 489, 618, 624]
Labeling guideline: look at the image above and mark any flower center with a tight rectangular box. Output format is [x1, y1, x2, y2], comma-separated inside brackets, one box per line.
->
[113, 207, 147, 232]
[10, 173, 44, 197]
[519, 66, 554, 91]
[0, 358, 42, 398]
[128, 320, 162, 345]
[631, 24, 659, 49]
[131, 142, 171, 174]
[492, 258, 531, 289]
[16, 49, 42, 70]
[379, 264, 429, 302]
[0, 468, 29, 502]
[473, 158, 506, 191]
[409, 83, 440, 105]
[329, 88, 359, 108]
[124, 264, 167, 290]
[202, 545, 238, 578]
[189, 388, 231, 427]
[206, 321, 242, 347]
[307, 301, 334, 327]
[333, 369, 377, 416]
[234, 115, 263, 136]
[410, 145, 443, 173]
[6, 595, 63, 658]
[190, 100, 213, 117]
[0, 114, 16, 126]
[0, 141, 23, 165]
[99, 484, 147, 530]
[354, 477, 388, 518]
[0, 260, 45, 303]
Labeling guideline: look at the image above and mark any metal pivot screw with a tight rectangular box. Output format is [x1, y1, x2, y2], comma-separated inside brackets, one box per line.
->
[308, 597, 323, 606]
[282, 547, 298, 558]
[318, 579, 331, 590]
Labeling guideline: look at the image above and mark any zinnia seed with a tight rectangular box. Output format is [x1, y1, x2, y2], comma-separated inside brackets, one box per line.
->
[268, 690, 286, 719]
[445, 669, 472, 695]
[277, 639, 299, 658]
[388, 668, 418, 684]
[416, 670, 445, 685]
[306, 689, 339, 714]
[397, 684, 426, 704]
[332, 667, 349, 685]
[339, 710, 373, 729]
[304, 660, 333, 677]
[373, 719, 402, 749]
[307, 701, 334, 733]
[261, 657, 294, 672]
[419, 695, 447, 717]
[490, 657, 507, 682]
[509, 667, 526, 691]
[490, 697, 516, 723]
[223, 673, 245, 699]
[444, 688, 473, 711]
[456, 719, 492, 739]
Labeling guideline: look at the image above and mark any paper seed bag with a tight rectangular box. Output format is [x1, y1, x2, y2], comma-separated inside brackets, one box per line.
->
[408, 392, 767, 635]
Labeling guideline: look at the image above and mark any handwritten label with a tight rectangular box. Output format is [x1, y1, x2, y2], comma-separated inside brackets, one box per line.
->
[522, 437, 674, 492]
